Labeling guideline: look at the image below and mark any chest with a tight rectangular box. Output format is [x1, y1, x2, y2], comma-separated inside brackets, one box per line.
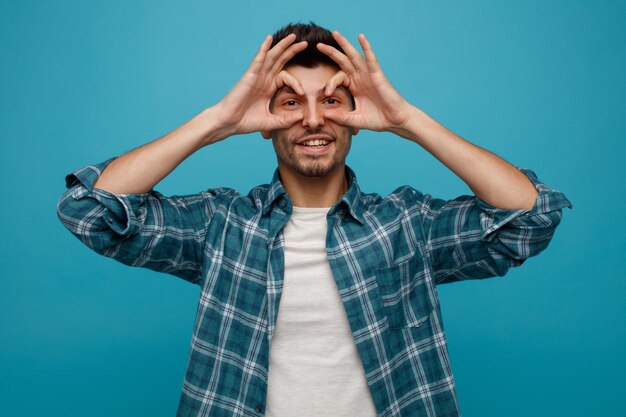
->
[201, 207, 435, 334]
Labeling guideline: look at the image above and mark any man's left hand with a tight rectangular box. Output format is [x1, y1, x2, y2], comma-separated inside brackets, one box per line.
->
[316, 31, 414, 134]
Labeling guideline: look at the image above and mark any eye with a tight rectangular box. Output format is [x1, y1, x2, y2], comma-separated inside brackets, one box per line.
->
[324, 97, 339, 105]
[282, 98, 300, 108]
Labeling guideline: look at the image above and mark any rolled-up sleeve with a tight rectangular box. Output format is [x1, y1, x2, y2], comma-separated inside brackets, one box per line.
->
[411, 166, 573, 285]
[56, 157, 223, 285]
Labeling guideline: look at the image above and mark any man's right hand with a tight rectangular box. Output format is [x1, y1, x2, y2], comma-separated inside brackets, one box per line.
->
[92, 34, 307, 194]
[211, 33, 308, 142]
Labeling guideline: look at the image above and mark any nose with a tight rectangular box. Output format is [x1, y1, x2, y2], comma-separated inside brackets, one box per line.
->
[302, 103, 324, 129]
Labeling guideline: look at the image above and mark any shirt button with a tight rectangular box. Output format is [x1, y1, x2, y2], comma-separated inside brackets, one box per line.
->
[266, 239, 272, 248]
[255, 404, 263, 413]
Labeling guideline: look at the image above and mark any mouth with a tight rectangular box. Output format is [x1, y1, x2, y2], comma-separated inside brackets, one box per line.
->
[295, 134, 335, 154]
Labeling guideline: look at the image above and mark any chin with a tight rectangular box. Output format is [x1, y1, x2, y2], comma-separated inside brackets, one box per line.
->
[292, 159, 343, 178]
[297, 168, 332, 177]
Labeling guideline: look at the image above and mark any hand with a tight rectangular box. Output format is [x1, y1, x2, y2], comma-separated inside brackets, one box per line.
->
[212, 34, 308, 140]
[316, 31, 414, 134]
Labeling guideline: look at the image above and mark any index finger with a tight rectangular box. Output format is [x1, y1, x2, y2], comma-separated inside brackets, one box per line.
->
[316, 43, 356, 75]
[248, 35, 273, 72]
[331, 31, 366, 71]
[264, 33, 298, 68]
[270, 40, 308, 74]
[358, 33, 382, 72]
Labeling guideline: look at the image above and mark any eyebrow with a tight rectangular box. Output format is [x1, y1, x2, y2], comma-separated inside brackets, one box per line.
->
[319, 85, 351, 98]
[274, 85, 351, 98]
[275, 86, 297, 97]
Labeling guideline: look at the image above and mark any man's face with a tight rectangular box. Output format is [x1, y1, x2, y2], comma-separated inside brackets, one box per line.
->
[264, 63, 356, 178]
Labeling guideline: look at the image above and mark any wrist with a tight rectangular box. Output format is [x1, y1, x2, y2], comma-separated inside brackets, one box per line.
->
[391, 105, 439, 144]
[195, 105, 234, 146]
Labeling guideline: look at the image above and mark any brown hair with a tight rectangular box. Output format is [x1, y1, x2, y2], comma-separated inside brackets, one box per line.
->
[271, 22, 355, 109]
[271, 21, 345, 69]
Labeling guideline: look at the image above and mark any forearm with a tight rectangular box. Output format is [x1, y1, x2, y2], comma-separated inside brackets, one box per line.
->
[397, 106, 539, 210]
[93, 106, 226, 194]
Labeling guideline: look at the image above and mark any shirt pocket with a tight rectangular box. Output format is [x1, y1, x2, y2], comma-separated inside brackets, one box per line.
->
[375, 243, 438, 329]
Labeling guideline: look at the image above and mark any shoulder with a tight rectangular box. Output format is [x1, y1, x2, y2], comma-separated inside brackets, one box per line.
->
[361, 184, 427, 214]
[200, 183, 273, 214]
[200, 186, 242, 201]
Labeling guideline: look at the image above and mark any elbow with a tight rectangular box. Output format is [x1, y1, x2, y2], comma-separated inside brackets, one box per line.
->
[56, 188, 110, 253]
[490, 211, 564, 263]
[56, 188, 78, 230]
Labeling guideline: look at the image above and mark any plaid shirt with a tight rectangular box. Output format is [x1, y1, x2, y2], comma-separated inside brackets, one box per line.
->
[57, 157, 572, 417]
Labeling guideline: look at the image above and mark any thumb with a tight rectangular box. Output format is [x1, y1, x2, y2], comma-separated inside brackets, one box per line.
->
[266, 111, 304, 131]
[323, 109, 355, 127]
[261, 112, 302, 139]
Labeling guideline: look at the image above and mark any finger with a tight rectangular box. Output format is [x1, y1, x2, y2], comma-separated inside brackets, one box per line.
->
[358, 33, 382, 73]
[271, 41, 308, 74]
[264, 33, 297, 68]
[248, 35, 273, 72]
[331, 30, 366, 71]
[267, 111, 304, 130]
[316, 43, 357, 75]
[324, 108, 356, 127]
[275, 70, 305, 96]
[324, 70, 350, 96]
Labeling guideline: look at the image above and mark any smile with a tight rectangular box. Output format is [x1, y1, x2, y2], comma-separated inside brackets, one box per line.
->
[300, 138, 330, 147]
[296, 141, 333, 154]
[295, 134, 335, 154]
[296, 134, 334, 155]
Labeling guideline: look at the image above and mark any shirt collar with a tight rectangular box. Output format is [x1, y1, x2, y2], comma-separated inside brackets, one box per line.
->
[261, 164, 365, 225]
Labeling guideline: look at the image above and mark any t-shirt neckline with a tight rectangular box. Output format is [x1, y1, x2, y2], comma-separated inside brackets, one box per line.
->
[292, 205, 331, 212]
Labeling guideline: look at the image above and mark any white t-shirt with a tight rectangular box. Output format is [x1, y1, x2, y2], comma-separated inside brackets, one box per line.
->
[265, 206, 378, 417]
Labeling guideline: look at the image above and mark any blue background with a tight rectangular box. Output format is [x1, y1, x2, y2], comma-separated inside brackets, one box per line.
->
[1, 0, 623, 415]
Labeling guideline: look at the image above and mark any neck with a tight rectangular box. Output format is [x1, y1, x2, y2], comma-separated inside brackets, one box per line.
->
[277, 163, 349, 208]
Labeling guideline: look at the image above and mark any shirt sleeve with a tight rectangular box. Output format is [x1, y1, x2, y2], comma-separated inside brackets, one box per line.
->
[56, 156, 227, 285]
[409, 166, 573, 285]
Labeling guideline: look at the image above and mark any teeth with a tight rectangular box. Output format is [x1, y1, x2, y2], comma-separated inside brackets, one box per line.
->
[301, 139, 329, 146]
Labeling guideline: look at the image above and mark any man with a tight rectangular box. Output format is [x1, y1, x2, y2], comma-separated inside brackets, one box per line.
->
[57, 22, 572, 417]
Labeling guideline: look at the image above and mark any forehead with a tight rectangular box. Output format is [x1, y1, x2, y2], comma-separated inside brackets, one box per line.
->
[284, 64, 340, 89]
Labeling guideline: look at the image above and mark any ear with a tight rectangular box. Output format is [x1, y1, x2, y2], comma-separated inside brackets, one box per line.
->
[352, 128, 360, 135]
[261, 130, 272, 139]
